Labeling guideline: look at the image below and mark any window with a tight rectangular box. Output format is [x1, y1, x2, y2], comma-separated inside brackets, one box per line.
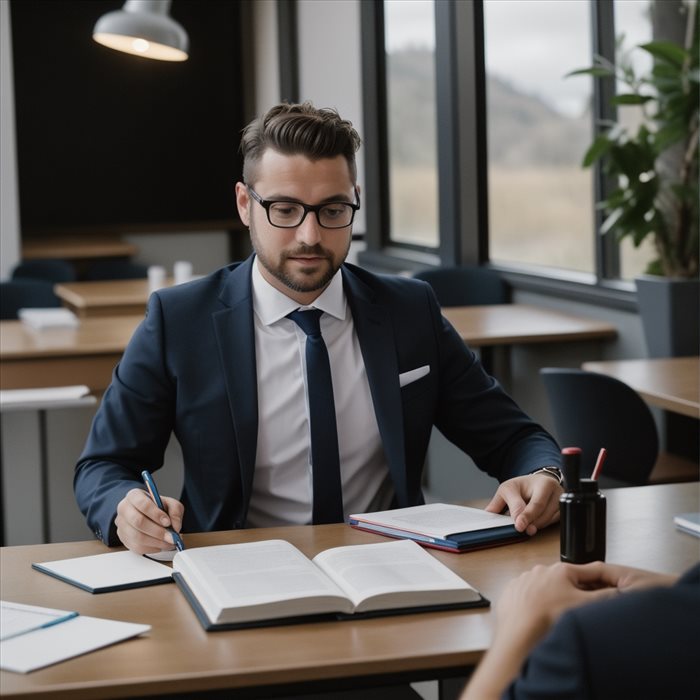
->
[614, 0, 654, 280]
[383, 0, 439, 247]
[360, 0, 689, 297]
[483, 0, 595, 274]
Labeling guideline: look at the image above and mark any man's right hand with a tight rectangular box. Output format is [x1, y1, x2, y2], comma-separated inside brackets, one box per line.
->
[115, 488, 185, 554]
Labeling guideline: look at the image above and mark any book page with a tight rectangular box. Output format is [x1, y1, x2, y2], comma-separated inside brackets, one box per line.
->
[173, 540, 353, 624]
[351, 503, 514, 538]
[312, 539, 479, 613]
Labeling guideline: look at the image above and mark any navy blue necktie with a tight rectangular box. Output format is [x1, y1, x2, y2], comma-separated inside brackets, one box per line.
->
[287, 309, 344, 524]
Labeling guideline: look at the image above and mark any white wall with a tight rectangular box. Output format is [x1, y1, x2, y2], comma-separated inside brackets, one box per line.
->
[253, 0, 281, 114]
[0, 0, 21, 280]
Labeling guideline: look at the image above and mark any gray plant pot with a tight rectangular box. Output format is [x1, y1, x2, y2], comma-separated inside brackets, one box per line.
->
[635, 275, 700, 358]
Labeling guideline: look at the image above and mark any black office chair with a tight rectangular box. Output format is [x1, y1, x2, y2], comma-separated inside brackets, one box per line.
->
[11, 258, 76, 283]
[0, 279, 62, 320]
[412, 265, 510, 307]
[540, 367, 698, 487]
[85, 260, 149, 280]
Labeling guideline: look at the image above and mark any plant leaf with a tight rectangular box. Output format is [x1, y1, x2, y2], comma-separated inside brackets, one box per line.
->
[581, 135, 614, 167]
[611, 94, 653, 105]
[639, 41, 688, 68]
[565, 67, 614, 78]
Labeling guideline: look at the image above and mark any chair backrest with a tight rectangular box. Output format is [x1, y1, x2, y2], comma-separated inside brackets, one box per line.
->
[412, 265, 509, 307]
[11, 258, 76, 283]
[0, 279, 61, 320]
[85, 260, 149, 280]
[540, 367, 659, 487]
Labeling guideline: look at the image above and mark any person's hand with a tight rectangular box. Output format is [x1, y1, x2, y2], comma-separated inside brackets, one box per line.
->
[575, 561, 678, 592]
[494, 562, 621, 645]
[461, 562, 622, 700]
[115, 488, 185, 554]
[485, 472, 563, 535]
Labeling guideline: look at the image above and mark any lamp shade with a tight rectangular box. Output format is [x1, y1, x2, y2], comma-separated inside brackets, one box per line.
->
[93, 0, 188, 62]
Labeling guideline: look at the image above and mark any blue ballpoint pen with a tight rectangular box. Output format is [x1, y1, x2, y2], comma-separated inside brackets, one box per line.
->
[141, 470, 185, 551]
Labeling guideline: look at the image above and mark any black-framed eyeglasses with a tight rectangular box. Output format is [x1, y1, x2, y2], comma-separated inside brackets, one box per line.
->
[247, 187, 361, 229]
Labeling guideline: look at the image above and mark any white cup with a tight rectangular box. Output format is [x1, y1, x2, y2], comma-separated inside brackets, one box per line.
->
[173, 260, 193, 285]
[148, 265, 166, 292]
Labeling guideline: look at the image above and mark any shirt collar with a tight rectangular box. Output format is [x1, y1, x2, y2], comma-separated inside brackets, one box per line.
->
[251, 256, 346, 326]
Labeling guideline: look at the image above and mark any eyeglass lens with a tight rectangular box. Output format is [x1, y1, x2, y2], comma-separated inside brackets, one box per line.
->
[268, 202, 354, 229]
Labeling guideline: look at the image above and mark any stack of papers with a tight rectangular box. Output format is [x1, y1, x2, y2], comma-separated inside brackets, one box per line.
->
[0, 385, 93, 411]
[18, 307, 79, 329]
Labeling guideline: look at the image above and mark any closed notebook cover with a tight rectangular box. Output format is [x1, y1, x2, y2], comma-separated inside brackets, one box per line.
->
[348, 503, 527, 552]
[173, 572, 489, 632]
[32, 551, 173, 594]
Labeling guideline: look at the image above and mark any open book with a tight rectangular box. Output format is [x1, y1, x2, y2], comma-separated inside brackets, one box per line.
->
[349, 503, 526, 552]
[172, 539, 487, 630]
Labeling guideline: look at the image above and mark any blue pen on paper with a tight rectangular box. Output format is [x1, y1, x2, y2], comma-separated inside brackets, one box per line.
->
[0, 602, 79, 641]
[141, 470, 185, 551]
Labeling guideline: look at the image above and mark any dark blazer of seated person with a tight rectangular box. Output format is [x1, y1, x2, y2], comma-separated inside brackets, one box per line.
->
[461, 561, 700, 700]
[74, 255, 562, 546]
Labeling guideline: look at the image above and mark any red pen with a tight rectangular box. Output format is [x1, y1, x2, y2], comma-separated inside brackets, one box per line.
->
[591, 448, 607, 480]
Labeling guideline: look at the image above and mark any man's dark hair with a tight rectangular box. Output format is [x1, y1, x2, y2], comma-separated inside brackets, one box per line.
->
[240, 102, 361, 185]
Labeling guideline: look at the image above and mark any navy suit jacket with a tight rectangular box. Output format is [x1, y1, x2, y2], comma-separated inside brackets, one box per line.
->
[504, 562, 700, 699]
[74, 256, 561, 544]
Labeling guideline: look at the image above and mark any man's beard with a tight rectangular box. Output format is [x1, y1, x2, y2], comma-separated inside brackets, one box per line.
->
[250, 221, 350, 294]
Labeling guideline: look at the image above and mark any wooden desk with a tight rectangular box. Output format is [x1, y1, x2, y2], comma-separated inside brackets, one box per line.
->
[53, 279, 170, 319]
[1, 483, 696, 700]
[22, 237, 138, 261]
[0, 316, 142, 392]
[582, 357, 700, 419]
[443, 304, 616, 385]
[442, 304, 617, 347]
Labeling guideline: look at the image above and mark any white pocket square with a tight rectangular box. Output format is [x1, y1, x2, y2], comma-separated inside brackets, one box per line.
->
[399, 365, 430, 388]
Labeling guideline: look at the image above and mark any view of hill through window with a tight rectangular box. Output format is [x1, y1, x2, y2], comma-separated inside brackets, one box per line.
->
[384, 0, 655, 279]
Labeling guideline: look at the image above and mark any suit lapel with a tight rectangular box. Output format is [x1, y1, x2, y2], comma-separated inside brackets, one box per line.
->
[212, 257, 258, 513]
[343, 268, 409, 507]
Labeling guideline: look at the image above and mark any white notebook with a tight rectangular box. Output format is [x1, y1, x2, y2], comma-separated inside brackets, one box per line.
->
[32, 550, 173, 593]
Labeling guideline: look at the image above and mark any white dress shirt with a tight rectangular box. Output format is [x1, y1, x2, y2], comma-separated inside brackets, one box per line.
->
[246, 258, 393, 527]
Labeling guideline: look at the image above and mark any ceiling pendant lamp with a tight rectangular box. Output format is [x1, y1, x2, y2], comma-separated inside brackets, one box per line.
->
[93, 0, 189, 62]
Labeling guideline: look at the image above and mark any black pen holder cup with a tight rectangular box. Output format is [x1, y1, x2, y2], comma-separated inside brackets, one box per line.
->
[559, 479, 606, 564]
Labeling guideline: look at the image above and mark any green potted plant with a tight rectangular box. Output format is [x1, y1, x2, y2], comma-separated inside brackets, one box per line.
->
[569, 2, 699, 356]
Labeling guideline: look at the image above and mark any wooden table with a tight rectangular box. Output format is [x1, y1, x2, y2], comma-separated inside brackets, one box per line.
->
[443, 304, 617, 347]
[1, 483, 696, 700]
[444, 304, 616, 384]
[0, 316, 143, 392]
[582, 357, 700, 419]
[22, 237, 138, 261]
[53, 279, 170, 319]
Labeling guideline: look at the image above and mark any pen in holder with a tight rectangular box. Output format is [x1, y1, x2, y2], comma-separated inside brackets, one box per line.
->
[559, 447, 606, 564]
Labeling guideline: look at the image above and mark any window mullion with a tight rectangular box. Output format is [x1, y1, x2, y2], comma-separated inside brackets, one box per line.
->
[591, 0, 619, 280]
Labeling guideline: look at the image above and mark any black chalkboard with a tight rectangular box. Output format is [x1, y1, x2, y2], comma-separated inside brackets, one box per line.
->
[11, 0, 244, 235]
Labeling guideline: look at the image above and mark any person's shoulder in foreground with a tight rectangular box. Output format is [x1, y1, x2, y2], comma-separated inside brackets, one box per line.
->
[506, 561, 700, 700]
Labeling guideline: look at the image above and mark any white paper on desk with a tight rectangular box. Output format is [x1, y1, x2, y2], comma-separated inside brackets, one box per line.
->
[0, 385, 91, 409]
[18, 307, 79, 329]
[0, 615, 150, 673]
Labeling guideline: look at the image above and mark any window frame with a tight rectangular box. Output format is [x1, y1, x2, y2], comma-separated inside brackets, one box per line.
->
[358, 0, 637, 311]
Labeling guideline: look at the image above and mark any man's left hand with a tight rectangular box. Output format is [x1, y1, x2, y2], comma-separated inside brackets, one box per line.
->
[485, 473, 563, 535]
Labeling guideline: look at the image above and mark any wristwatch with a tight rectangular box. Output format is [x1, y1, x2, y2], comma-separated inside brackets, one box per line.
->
[531, 466, 564, 485]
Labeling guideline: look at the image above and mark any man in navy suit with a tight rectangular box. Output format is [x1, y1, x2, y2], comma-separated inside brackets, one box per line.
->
[461, 560, 700, 699]
[74, 102, 564, 554]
